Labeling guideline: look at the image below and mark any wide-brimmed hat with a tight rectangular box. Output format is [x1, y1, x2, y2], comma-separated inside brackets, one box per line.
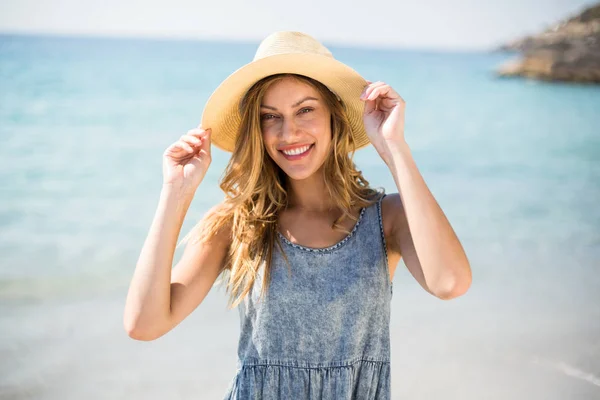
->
[200, 31, 370, 153]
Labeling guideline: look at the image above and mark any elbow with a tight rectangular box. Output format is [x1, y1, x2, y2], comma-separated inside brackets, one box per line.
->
[436, 282, 470, 300]
[124, 324, 158, 341]
[433, 264, 472, 300]
[123, 315, 166, 342]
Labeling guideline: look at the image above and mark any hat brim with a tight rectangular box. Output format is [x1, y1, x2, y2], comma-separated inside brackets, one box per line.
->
[201, 53, 370, 153]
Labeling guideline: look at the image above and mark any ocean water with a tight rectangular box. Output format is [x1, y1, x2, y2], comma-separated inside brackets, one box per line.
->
[1, 34, 599, 399]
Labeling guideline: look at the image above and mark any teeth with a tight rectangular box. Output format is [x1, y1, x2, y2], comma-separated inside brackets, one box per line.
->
[282, 145, 311, 156]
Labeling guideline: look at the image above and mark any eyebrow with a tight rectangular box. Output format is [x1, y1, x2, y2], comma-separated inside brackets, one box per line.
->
[260, 96, 318, 111]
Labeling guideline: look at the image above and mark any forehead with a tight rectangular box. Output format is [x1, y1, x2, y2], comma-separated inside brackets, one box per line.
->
[262, 77, 321, 102]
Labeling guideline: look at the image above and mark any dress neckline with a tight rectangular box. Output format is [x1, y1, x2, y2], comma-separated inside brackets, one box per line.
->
[276, 207, 367, 253]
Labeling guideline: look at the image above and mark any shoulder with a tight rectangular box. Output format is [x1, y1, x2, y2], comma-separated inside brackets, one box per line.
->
[380, 192, 403, 223]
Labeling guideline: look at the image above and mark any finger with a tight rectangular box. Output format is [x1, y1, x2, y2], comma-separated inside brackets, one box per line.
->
[362, 81, 384, 95]
[363, 98, 377, 115]
[186, 128, 210, 138]
[187, 127, 209, 135]
[366, 86, 385, 101]
[368, 80, 386, 87]
[362, 81, 387, 100]
[378, 84, 402, 102]
[164, 145, 182, 157]
[181, 134, 202, 146]
[199, 129, 211, 158]
[367, 85, 398, 101]
[164, 144, 187, 158]
[174, 140, 195, 153]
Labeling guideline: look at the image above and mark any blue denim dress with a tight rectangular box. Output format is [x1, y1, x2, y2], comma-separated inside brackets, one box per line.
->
[223, 194, 394, 399]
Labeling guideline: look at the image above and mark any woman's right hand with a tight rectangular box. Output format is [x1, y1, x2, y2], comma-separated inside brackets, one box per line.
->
[162, 125, 212, 193]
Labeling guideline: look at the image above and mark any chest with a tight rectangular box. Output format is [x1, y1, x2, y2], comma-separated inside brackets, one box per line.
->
[277, 207, 364, 250]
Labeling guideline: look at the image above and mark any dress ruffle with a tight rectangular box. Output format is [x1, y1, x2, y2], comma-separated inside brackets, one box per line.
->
[223, 358, 390, 400]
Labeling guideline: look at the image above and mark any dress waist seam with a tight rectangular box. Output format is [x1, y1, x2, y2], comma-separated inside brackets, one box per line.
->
[237, 356, 390, 370]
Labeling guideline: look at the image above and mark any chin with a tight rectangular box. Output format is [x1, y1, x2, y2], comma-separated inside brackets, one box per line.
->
[283, 169, 319, 181]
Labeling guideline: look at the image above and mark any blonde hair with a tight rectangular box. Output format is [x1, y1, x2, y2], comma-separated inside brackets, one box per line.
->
[179, 73, 382, 309]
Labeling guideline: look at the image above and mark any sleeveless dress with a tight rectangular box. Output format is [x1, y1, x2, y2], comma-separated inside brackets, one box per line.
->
[223, 194, 394, 400]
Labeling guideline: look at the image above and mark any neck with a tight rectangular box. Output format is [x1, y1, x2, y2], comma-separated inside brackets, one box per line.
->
[285, 171, 335, 213]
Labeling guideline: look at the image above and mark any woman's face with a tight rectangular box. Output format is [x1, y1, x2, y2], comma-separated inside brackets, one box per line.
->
[260, 77, 332, 181]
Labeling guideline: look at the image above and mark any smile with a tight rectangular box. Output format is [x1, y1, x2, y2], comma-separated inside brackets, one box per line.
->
[279, 144, 314, 160]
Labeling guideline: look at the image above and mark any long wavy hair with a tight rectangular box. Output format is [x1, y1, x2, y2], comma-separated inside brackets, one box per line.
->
[179, 73, 383, 309]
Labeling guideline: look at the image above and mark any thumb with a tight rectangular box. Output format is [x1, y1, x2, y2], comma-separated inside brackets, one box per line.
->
[363, 99, 377, 116]
[200, 128, 212, 158]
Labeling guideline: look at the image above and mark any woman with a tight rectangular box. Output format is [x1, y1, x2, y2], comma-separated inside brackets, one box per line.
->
[124, 31, 471, 399]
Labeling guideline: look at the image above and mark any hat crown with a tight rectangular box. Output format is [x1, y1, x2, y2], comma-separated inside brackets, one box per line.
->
[253, 31, 333, 61]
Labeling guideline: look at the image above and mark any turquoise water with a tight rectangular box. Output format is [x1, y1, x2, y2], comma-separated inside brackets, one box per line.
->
[1, 34, 598, 292]
[1, 34, 599, 398]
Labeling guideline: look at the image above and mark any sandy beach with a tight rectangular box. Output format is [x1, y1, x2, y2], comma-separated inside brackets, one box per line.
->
[2, 262, 599, 399]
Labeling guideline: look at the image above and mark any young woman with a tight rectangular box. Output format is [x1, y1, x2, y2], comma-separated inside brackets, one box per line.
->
[124, 31, 471, 399]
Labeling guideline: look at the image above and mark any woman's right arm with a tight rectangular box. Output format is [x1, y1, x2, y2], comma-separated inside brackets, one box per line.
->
[123, 125, 227, 341]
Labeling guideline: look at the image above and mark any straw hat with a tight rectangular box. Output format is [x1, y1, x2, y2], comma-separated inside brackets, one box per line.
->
[200, 31, 370, 153]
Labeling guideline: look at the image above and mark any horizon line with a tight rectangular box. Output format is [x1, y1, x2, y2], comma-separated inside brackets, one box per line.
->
[0, 29, 506, 54]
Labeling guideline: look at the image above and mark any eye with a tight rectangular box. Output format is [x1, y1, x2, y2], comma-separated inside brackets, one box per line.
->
[260, 113, 277, 121]
[298, 107, 313, 115]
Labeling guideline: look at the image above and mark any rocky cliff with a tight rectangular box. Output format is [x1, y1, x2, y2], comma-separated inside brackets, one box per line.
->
[497, 3, 600, 83]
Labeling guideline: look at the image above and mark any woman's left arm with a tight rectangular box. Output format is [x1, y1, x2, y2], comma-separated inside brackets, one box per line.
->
[361, 81, 472, 300]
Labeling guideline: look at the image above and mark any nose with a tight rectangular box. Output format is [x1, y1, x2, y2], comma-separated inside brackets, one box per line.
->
[280, 117, 299, 142]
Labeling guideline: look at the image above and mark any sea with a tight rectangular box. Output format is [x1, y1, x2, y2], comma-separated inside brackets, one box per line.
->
[1, 33, 599, 399]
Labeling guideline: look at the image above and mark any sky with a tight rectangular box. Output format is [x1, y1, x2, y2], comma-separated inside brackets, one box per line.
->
[0, 0, 597, 50]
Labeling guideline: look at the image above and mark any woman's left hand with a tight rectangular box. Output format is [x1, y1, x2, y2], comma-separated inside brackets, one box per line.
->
[361, 81, 406, 165]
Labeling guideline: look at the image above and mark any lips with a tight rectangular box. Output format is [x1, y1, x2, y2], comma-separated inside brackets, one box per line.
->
[278, 144, 314, 160]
